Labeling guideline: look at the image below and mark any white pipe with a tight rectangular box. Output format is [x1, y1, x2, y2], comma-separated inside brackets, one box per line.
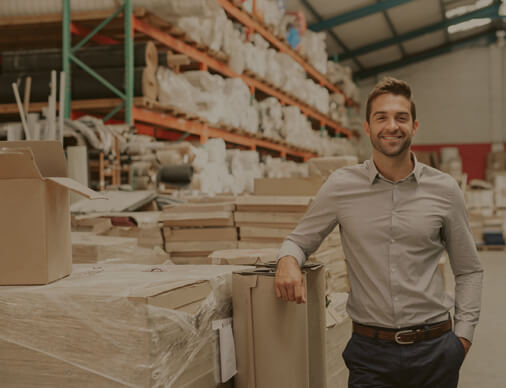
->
[58, 71, 66, 144]
[11, 83, 31, 140]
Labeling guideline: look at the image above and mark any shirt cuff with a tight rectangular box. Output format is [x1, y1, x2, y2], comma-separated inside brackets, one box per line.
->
[277, 240, 307, 267]
[454, 320, 475, 343]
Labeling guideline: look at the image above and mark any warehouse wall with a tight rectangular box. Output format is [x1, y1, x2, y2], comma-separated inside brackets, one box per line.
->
[357, 43, 506, 180]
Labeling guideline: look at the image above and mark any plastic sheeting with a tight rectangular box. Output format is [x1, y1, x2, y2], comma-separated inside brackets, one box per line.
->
[0, 264, 247, 387]
[299, 30, 328, 75]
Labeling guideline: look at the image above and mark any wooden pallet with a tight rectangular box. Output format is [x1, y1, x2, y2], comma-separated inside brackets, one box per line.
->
[136, 97, 197, 120]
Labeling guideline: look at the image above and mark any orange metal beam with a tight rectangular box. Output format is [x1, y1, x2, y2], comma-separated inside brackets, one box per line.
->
[132, 107, 316, 160]
[132, 17, 351, 138]
[216, 0, 357, 107]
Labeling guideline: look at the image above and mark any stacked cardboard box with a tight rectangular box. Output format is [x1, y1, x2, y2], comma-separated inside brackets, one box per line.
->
[486, 150, 506, 183]
[234, 196, 312, 249]
[326, 293, 351, 388]
[465, 182, 495, 217]
[161, 202, 238, 264]
[99, 212, 165, 249]
[494, 175, 506, 209]
[71, 232, 171, 265]
[72, 232, 137, 263]
[71, 216, 112, 234]
[0, 264, 246, 387]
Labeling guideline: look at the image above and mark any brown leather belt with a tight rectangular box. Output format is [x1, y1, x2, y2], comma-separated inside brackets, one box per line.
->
[353, 319, 452, 345]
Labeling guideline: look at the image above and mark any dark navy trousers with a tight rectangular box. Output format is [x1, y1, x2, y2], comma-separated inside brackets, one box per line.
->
[342, 331, 466, 388]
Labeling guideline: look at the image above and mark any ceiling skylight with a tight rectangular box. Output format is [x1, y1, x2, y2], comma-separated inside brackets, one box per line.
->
[446, 0, 493, 18]
[448, 17, 493, 33]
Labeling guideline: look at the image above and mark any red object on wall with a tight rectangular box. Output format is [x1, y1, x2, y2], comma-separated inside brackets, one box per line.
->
[411, 143, 506, 181]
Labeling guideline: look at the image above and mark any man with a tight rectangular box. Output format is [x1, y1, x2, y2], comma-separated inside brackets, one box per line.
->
[274, 77, 483, 388]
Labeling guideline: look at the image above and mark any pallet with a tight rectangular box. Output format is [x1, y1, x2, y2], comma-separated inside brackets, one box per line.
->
[136, 97, 198, 120]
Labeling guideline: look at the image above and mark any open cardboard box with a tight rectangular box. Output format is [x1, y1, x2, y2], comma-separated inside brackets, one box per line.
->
[232, 263, 327, 388]
[0, 141, 105, 285]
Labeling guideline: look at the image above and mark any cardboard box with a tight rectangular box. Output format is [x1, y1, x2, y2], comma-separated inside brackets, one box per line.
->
[0, 141, 103, 285]
[254, 177, 325, 196]
[0, 263, 246, 387]
[232, 263, 327, 388]
[209, 248, 279, 265]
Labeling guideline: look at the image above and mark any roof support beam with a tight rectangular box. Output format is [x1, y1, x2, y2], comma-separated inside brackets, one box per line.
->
[378, 0, 406, 57]
[338, 3, 501, 61]
[439, 0, 451, 43]
[354, 29, 497, 80]
[309, 0, 415, 32]
[299, 0, 364, 70]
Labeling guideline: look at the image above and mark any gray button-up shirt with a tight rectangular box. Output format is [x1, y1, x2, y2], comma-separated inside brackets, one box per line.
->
[278, 156, 483, 342]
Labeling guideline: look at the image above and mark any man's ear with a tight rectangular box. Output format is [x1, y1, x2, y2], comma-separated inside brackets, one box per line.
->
[363, 120, 371, 137]
[412, 120, 419, 136]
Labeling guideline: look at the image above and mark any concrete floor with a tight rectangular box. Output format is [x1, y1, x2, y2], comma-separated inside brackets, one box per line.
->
[460, 251, 506, 388]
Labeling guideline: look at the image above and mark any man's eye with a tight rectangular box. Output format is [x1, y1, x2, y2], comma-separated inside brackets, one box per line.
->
[397, 116, 408, 122]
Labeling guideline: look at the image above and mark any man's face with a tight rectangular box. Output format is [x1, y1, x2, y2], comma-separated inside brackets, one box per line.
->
[364, 93, 419, 158]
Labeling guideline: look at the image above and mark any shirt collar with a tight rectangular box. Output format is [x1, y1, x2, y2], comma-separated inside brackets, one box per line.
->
[366, 152, 423, 185]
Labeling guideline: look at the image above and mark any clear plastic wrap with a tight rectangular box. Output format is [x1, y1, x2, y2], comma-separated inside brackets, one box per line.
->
[258, 97, 284, 140]
[299, 30, 328, 75]
[0, 264, 247, 387]
[156, 67, 197, 114]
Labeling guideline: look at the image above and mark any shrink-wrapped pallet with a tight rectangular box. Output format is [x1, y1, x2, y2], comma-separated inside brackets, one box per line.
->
[0, 263, 247, 387]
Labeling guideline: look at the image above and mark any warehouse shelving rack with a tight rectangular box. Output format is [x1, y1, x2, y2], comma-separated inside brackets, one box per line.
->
[0, 0, 359, 160]
[216, 0, 357, 107]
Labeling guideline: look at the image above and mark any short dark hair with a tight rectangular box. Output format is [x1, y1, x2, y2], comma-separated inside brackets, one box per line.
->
[366, 77, 416, 123]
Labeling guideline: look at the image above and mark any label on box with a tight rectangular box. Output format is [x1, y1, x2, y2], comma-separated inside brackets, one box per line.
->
[213, 318, 237, 382]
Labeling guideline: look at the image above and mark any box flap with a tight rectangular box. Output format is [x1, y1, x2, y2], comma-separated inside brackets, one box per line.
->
[0, 148, 43, 179]
[46, 177, 107, 200]
[0, 141, 67, 177]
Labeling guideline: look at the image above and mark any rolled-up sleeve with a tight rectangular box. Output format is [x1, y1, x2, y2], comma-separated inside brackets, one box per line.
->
[442, 181, 484, 343]
[277, 174, 340, 266]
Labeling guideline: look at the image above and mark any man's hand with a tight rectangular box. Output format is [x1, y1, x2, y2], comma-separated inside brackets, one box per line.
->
[274, 256, 306, 304]
[459, 337, 471, 355]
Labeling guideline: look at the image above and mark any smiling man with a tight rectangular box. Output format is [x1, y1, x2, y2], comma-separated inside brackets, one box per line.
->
[274, 77, 483, 388]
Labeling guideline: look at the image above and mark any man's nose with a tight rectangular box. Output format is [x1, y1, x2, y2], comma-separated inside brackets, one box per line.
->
[385, 117, 399, 130]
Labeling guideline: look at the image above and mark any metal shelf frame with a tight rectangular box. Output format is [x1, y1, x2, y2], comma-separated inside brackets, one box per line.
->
[62, 0, 134, 124]
[59, 1, 346, 158]
[215, 0, 358, 106]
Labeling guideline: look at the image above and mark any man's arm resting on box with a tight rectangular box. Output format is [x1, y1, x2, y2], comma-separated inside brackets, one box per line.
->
[275, 255, 306, 304]
[274, 174, 340, 304]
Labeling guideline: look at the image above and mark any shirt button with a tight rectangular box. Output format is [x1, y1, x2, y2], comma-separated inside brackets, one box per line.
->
[391, 268, 395, 273]
[390, 238, 395, 243]
[394, 297, 399, 301]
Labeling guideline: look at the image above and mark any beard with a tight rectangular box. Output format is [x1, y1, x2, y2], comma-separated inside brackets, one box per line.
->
[369, 131, 412, 158]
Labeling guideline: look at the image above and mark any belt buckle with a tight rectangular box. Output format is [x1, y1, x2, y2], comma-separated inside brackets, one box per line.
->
[394, 329, 415, 345]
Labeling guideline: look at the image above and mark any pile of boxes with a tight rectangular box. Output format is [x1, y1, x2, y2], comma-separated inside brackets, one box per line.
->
[0, 141, 353, 387]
